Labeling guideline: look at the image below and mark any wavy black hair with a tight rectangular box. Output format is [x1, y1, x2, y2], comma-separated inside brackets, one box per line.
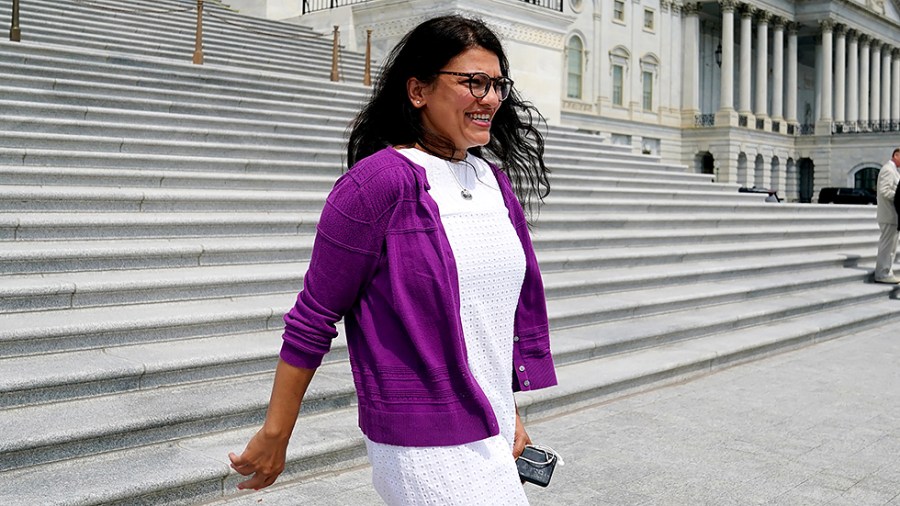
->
[346, 15, 550, 215]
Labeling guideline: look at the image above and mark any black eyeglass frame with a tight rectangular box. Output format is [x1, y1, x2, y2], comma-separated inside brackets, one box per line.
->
[435, 71, 514, 101]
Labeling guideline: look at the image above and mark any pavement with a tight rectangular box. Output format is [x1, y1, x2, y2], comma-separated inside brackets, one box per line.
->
[211, 322, 900, 505]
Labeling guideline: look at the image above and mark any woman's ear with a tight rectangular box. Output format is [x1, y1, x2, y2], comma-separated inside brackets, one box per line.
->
[407, 77, 427, 108]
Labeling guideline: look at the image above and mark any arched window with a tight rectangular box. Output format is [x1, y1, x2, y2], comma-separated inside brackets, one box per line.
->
[854, 167, 879, 191]
[609, 46, 630, 107]
[566, 36, 584, 99]
[639, 53, 659, 112]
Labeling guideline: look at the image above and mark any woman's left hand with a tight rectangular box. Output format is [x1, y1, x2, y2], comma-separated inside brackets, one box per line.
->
[512, 411, 531, 459]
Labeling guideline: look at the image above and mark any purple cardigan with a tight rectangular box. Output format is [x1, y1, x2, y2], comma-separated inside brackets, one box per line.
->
[281, 147, 557, 447]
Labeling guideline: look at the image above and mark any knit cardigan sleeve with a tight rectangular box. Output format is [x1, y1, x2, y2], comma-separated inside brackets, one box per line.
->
[280, 171, 387, 370]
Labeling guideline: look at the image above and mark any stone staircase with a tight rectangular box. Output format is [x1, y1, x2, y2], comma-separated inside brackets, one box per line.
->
[1, 0, 898, 504]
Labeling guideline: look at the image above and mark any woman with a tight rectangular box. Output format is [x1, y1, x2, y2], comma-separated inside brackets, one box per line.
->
[229, 15, 556, 504]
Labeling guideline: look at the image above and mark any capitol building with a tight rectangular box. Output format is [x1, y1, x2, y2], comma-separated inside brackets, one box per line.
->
[232, 0, 900, 202]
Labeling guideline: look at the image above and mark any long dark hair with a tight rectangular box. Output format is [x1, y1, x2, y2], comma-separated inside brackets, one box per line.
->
[346, 15, 550, 215]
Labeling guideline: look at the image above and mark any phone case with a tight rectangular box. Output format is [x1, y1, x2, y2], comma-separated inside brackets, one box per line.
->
[516, 445, 558, 487]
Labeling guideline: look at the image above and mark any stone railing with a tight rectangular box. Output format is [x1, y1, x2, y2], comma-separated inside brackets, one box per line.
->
[833, 120, 900, 134]
[303, 0, 563, 13]
[694, 113, 715, 127]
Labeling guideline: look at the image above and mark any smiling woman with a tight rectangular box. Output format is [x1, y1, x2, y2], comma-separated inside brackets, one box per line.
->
[229, 15, 556, 505]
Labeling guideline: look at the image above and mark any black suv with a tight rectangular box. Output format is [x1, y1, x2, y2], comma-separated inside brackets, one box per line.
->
[818, 187, 877, 205]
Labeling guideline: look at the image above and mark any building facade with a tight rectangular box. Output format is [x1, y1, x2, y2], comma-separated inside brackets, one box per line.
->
[234, 0, 900, 202]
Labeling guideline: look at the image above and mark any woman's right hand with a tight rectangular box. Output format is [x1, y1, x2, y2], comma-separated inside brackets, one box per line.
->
[228, 427, 290, 491]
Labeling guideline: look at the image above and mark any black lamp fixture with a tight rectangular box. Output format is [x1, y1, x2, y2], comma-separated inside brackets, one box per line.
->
[715, 43, 722, 68]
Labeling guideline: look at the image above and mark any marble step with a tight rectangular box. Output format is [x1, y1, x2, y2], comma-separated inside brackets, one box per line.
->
[2, 288, 897, 504]
[0, 221, 874, 275]
[0, 249, 881, 358]
[0, 260, 882, 408]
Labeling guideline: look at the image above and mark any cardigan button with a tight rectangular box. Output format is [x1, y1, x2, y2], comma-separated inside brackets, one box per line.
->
[518, 365, 525, 372]
[523, 380, 530, 387]
[513, 335, 519, 342]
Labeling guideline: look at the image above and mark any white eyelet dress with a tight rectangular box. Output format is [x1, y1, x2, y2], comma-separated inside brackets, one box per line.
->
[362, 148, 529, 505]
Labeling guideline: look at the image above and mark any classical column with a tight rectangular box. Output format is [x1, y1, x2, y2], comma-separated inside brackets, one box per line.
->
[893, 49, 900, 124]
[681, 3, 701, 115]
[847, 30, 859, 124]
[871, 41, 882, 123]
[786, 23, 798, 124]
[755, 12, 770, 119]
[739, 6, 754, 115]
[719, 0, 736, 113]
[882, 46, 892, 124]
[819, 20, 834, 122]
[771, 18, 785, 124]
[834, 25, 846, 123]
[860, 35, 870, 124]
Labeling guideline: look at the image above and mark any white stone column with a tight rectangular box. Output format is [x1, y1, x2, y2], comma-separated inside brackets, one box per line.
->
[819, 20, 834, 122]
[893, 49, 900, 124]
[872, 41, 882, 123]
[755, 12, 770, 120]
[834, 25, 846, 123]
[681, 3, 701, 114]
[882, 46, 892, 125]
[719, 0, 736, 113]
[786, 23, 798, 124]
[847, 30, 859, 124]
[860, 35, 870, 124]
[739, 6, 753, 115]
[771, 18, 785, 125]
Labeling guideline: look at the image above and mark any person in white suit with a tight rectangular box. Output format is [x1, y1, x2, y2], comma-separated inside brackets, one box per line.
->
[874, 148, 900, 283]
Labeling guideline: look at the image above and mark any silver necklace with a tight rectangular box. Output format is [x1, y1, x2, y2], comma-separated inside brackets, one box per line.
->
[445, 159, 474, 200]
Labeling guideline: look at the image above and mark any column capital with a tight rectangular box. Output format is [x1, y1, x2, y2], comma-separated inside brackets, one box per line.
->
[871, 39, 883, 50]
[672, 3, 683, 15]
[846, 28, 858, 40]
[819, 19, 835, 32]
[859, 33, 871, 46]
[660, 0, 671, 13]
[681, 2, 700, 16]
[882, 44, 892, 53]
[770, 16, 786, 30]
[893, 48, 900, 59]
[786, 22, 800, 35]
[833, 23, 847, 36]
[756, 11, 772, 24]
[739, 3, 755, 18]
[719, 0, 738, 13]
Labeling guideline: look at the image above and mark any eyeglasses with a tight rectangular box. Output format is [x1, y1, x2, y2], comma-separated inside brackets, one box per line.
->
[436, 71, 514, 101]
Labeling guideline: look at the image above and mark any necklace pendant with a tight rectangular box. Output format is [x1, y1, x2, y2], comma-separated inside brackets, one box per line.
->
[460, 188, 473, 200]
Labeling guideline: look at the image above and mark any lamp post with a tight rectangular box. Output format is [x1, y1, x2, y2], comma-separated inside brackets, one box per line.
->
[363, 29, 372, 86]
[193, 0, 204, 64]
[10, 0, 21, 42]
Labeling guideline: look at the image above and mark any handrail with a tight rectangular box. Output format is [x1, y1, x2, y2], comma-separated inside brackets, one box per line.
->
[9, 0, 21, 42]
